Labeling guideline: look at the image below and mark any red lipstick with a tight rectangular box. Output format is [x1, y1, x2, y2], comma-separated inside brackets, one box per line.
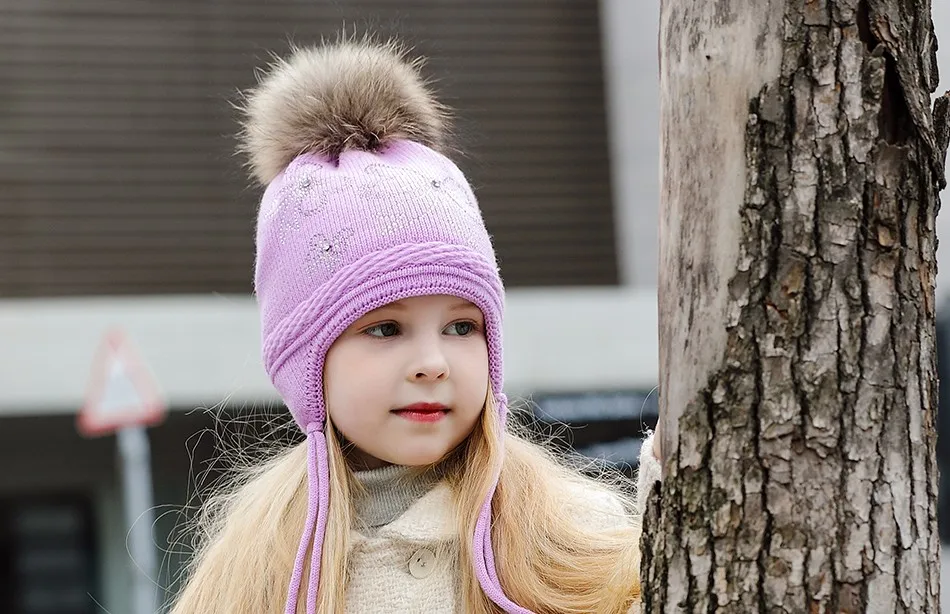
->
[393, 403, 449, 423]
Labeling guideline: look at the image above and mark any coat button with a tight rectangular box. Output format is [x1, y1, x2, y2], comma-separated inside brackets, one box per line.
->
[408, 548, 436, 579]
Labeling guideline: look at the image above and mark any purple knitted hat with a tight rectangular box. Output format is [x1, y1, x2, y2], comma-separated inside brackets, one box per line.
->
[239, 39, 533, 613]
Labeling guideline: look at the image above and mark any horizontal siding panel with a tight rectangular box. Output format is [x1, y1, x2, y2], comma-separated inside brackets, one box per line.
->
[0, 18, 601, 37]
[0, 3, 600, 21]
[5, 154, 612, 178]
[1, 0, 617, 297]
[2, 51, 605, 71]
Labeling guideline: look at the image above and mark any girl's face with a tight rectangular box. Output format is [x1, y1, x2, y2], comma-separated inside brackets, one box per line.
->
[324, 294, 489, 470]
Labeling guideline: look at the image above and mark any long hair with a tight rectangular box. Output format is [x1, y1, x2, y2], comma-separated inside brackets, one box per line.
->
[452, 392, 641, 613]
[168, 392, 641, 613]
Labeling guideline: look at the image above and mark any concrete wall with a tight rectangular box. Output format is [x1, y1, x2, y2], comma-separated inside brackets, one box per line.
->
[0, 288, 660, 418]
[600, 0, 661, 288]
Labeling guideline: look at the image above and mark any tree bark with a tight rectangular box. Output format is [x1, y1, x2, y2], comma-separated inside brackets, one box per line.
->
[645, 0, 950, 611]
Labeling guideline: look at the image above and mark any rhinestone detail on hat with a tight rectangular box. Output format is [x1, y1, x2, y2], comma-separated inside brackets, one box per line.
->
[265, 166, 321, 244]
[300, 176, 355, 216]
[362, 164, 479, 212]
[270, 168, 361, 246]
[309, 228, 356, 275]
[431, 176, 480, 213]
[359, 163, 486, 248]
[378, 211, 425, 236]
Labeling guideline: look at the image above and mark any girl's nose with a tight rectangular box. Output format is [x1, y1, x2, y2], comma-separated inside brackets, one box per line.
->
[410, 339, 449, 381]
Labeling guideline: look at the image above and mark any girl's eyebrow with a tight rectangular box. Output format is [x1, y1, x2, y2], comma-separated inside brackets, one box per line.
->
[369, 301, 407, 313]
[449, 301, 478, 311]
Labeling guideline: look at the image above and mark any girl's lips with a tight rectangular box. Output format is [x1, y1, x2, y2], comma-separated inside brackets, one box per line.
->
[398, 402, 448, 412]
[392, 403, 449, 423]
[393, 409, 448, 423]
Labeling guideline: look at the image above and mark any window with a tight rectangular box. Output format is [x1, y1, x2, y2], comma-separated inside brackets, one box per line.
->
[0, 497, 96, 614]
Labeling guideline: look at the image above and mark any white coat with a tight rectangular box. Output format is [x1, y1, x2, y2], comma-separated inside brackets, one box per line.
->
[343, 475, 650, 613]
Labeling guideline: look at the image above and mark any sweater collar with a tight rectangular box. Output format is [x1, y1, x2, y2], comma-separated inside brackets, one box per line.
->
[351, 464, 456, 542]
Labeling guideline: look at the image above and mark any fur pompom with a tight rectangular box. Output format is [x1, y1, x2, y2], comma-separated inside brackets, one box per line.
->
[238, 37, 449, 185]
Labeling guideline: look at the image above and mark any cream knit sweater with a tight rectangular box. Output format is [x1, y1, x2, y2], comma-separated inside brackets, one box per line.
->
[343, 437, 662, 614]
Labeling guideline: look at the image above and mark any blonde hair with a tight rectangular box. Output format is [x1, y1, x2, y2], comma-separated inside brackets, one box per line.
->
[169, 393, 641, 613]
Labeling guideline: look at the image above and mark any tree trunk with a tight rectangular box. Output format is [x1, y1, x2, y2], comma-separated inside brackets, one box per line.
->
[644, 0, 950, 611]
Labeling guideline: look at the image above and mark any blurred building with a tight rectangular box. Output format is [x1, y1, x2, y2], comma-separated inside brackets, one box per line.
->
[0, 1, 660, 612]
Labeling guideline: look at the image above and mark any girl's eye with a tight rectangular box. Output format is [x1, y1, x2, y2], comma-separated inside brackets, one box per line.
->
[364, 322, 399, 338]
[444, 321, 478, 336]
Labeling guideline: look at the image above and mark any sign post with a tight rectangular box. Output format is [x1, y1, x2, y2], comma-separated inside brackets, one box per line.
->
[78, 329, 166, 614]
[117, 426, 159, 614]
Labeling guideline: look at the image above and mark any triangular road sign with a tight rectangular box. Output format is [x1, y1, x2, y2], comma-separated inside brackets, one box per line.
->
[78, 329, 166, 437]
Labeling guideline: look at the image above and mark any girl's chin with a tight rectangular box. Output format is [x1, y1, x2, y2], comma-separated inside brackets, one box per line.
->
[344, 440, 454, 469]
[386, 447, 453, 467]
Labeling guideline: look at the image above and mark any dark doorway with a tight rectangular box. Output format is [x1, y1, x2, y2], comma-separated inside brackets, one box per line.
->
[0, 496, 97, 614]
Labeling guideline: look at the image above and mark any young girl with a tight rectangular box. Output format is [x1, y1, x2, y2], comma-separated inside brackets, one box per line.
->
[169, 37, 660, 614]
